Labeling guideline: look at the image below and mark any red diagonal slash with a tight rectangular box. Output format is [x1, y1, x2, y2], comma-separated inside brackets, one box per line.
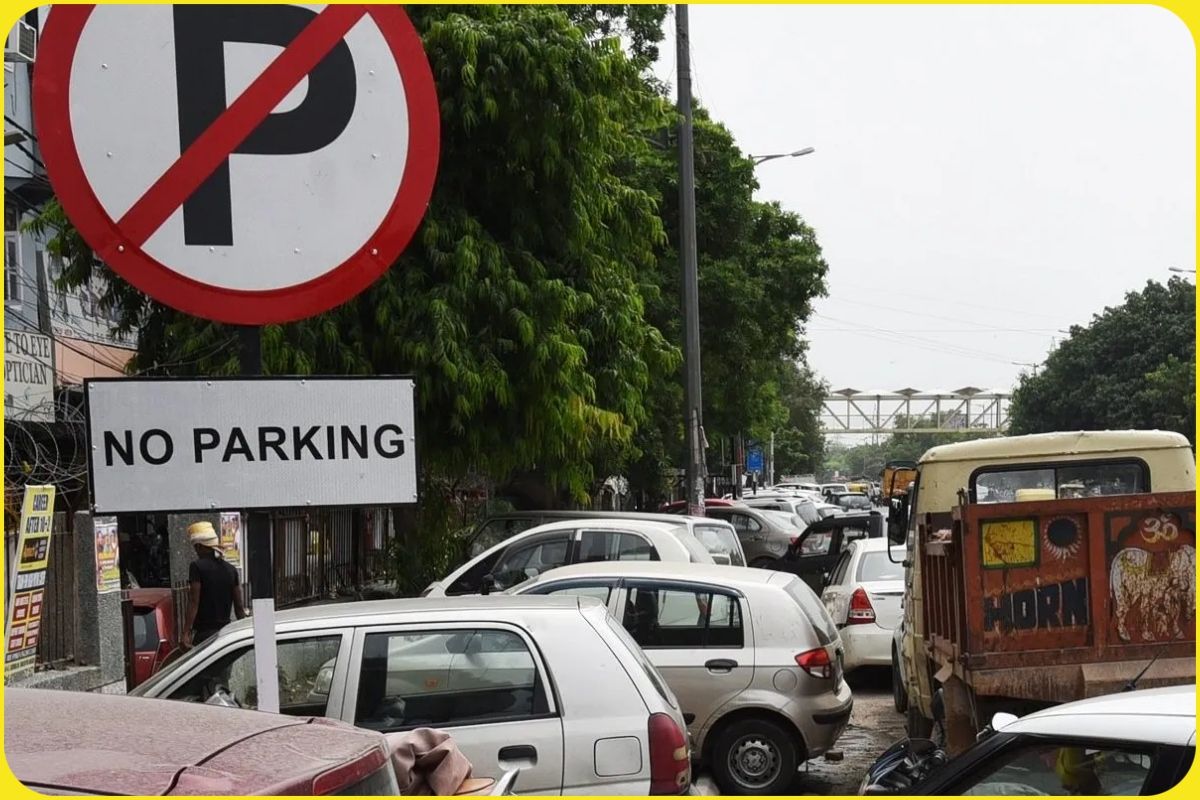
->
[118, 4, 368, 247]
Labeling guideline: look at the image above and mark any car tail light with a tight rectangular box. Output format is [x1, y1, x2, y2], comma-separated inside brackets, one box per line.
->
[648, 712, 690, 794]
[312, 747, 388, 795]
[795, 647, 834, 680]
[847, 588, 876, 625]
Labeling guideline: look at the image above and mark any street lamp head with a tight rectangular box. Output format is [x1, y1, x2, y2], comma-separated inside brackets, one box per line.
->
[789, 147, 815, 157]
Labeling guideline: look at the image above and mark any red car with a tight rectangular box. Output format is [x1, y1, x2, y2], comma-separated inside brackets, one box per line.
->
[129, 588, 180, 688]
[5, 689, 404, 795]
[657, 498, 739, 514]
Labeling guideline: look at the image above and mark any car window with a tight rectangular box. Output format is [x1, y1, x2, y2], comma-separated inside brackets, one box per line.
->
[470, 518, 543, 556]
[446, 549, 503, 595]
[621, 586, 744, 648]
[857, 551, 905, 582]
[490, 534, 571, 590]
[604, 616, 678, 709]
[956, 742, 1155, 796]
[973, 461, 1147, 503]
[132, 608, 159, 651]
[166, 635, 341, 715]
[798, 530, 835, 557]
[783, 578, 838, 646]
[693, 525, 745, 566]
[577, 530, 658, 563]
[354, 629, 549, 731]
[538, 583, 613, 604]
[730, 514, 761, 534]
[829, 551, 852, 585]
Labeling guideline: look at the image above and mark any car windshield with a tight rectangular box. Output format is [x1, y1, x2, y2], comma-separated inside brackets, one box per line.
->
[130, 630, 225, 696]
[692, 524, 744, 566]
[857, 551, 906, 582]
[836, 494, 871, 509]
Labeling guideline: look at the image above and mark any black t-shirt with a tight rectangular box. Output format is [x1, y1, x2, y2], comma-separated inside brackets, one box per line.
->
[189, 554, 238, 632]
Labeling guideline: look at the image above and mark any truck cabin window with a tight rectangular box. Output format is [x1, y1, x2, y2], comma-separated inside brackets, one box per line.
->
[972, 462, 1148, 504]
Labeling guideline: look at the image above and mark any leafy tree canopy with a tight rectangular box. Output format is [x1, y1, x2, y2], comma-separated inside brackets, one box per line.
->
[1009, 278, 1195, 443]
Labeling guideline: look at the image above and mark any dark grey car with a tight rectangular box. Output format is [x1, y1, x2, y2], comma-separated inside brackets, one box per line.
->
[704, 506, 808, 568]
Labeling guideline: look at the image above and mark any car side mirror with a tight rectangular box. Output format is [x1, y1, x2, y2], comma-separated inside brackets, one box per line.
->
[887, 497, 909, 546]
[711, 553, 732, 566]
[480, 575, 496, 595]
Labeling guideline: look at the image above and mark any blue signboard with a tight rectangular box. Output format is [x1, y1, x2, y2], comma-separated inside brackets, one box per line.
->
[747, 448, 764, 474]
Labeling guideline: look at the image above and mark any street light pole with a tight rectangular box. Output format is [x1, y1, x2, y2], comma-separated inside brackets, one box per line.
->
[750, 147, 815, 166]
[676, 5, 706, 516]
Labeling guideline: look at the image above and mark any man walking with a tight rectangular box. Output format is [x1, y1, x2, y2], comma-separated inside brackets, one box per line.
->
[183, 521, 246, 650]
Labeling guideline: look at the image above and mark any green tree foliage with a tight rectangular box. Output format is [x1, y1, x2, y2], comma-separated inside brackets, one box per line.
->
[1009, 278, 1195, 443]
[31, 5, 678, 500]
[772, 358, 828, 476]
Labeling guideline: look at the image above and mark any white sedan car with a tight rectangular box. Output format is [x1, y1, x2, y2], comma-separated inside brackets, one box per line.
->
[866, 684, 1196, 795]
[424, 518, 716, 597]
[821, 538, 905, 672]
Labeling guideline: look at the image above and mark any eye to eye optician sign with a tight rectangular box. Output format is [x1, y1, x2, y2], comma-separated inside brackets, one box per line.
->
[84, 377, 418, 513]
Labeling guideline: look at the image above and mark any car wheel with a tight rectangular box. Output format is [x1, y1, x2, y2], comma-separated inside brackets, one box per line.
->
[711, 717, 799, 795]
[892, 647, 908, 713]
[749, 557, 777, 570]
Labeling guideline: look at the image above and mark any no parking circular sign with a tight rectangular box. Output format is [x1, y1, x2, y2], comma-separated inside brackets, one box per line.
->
[34, 4, 440, 324]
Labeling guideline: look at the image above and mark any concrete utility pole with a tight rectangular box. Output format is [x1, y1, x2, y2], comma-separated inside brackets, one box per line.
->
[676, 5, 706, 516]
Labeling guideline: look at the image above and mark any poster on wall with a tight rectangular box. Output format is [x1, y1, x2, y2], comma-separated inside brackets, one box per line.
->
[5, 485, 56, 684]
[220, 512, 244, 575]
[94, 516, 121, 593]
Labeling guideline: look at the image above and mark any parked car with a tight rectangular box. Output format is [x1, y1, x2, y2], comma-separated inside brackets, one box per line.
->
[462, 508, 739, 562]
[7, 688, 406, 795]
[128, 588, 182, 688]
[132, 595, 692, 795]
[704, 505, 807, 569]
[771, 482, 821, 494]
[742, 495, 822, 527]
[780, 511, 887, 592]
[659, 498, 741, 514]
[511, 562, 853, 795]
[861, 685, 1196, 795]
[821, 483, 849, 499]
[425, 518, 718, 597]
[829, 491, 873, 511]
[820, 539, 905, 673]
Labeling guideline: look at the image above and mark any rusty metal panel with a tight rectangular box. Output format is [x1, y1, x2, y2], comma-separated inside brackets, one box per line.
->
[955, 491, 1195, 674]
[1106, 502, 1196, 646]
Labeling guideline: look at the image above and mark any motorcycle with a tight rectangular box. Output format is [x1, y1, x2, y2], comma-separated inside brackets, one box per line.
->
[858, 737, 947, 795]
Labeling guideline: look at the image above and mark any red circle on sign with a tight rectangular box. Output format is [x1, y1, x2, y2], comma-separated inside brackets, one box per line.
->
[33, 5, 440, 325]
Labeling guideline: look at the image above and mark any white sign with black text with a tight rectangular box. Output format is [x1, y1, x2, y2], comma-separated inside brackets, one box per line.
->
[85, 377, 416, 513]
[4, 331, 55, 423]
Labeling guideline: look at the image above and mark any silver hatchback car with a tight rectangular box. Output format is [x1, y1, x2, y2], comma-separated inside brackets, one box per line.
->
[512, 562, 853, 794]
[132, 596, 692, 795]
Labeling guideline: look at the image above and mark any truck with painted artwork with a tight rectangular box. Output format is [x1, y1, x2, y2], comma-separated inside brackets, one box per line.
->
[888, 430, 1196, 755]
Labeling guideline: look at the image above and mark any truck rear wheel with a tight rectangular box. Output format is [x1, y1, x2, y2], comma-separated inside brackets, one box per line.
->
[905, 706, 933, 740]
[891, 646, 908, 713]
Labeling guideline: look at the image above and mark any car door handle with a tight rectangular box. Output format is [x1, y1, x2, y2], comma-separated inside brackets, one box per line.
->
[498, 745, 538, 765]
[705, 658, 738, 672]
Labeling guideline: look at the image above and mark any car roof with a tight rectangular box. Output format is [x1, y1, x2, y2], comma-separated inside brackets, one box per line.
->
[220, 594, 588, 634]
[848, 538, 904, 554]
[4, 689, 383, 795]
[515, 560, 782, 589]
[920, 430, 1191, 465]
[521, 517, 686, 535]
[999, 685, 1196, 745]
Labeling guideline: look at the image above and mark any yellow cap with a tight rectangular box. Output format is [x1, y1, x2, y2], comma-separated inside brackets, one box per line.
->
[188, 521, 219, 546]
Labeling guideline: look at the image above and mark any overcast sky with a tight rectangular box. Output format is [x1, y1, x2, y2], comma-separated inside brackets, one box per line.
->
[652, 5, 1195, 396]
